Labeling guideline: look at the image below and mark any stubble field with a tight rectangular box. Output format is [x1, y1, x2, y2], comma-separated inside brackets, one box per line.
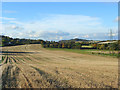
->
[0, 44, 118, 88]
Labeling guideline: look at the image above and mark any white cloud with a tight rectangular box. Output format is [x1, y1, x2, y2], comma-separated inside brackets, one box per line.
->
[5, 30, 70, 40]
[1, 14, 118, 40]
[114, 16, 120, 22]
[11, 25, 18, 29]
[9, 21, 23, 24]
[0, 17, 16, 20]
[59, 37, 63, 40]
[3, 24, 23, 31]
[3, 10, 17, 13]
[93, 33, 96, 37]
[108, 33, 117, 36]
[82, 35, 89, 38]
[7, 14, 102, 33]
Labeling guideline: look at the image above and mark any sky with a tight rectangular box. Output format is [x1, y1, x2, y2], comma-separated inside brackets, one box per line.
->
[1, 2, 118, 41]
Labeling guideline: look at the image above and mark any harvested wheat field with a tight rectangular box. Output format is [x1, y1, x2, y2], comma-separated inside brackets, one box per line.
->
[0, 44, 118, 88]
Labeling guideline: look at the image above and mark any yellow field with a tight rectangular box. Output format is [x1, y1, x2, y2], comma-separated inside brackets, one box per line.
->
[0, 44, 118, 88]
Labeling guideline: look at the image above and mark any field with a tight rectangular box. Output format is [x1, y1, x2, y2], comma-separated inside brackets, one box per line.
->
[46, 48, 118, 57]
[0, 44, 118, 88]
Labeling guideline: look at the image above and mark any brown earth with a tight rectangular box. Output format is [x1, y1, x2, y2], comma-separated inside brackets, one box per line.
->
[0, 44, 118, 88]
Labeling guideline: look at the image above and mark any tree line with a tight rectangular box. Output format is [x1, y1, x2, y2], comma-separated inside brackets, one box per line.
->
[1, 35, 44, 46]
[41, 40, 119, 50]
[1, 35, 119, 50]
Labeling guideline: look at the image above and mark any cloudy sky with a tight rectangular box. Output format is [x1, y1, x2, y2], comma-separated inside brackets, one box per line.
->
[1, 2, 118, 41]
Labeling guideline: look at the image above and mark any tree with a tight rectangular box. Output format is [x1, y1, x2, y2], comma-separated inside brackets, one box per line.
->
[74, 43, 81, 49]
[92, 44, 97, 49]
[99, 44, 105, 50]
[58, 44, 62, 48]
[62, 43, 65, 48]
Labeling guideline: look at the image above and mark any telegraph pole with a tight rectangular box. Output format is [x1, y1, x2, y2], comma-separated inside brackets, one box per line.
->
[110, 29, 113, 41]
[109, 29, 114, 54]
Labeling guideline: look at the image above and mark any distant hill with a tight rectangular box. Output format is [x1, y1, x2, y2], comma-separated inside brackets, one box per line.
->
[59, 38, 89, 43]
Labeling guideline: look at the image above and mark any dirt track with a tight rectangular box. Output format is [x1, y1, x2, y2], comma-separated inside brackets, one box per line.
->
[1, 44, 118, 88]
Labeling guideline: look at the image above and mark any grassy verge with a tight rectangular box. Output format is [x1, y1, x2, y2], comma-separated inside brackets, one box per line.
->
[45, 48, 119, 58]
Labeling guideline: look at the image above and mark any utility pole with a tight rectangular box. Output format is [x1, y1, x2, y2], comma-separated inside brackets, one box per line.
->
[110, 29, 113, 41]
[109, 29, 114, 54]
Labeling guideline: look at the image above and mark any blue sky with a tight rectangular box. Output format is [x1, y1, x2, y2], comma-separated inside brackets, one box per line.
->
[1, 2, 118, 41]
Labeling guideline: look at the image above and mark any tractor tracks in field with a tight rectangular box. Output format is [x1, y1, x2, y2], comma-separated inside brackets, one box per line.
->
[2, 56, 33, 88]
[22, 73, 33, 88]
[2, 65, 17, 88]
[30, 66, 70, 88]
[11, 55, 69, 88]
[10, 57, 33, 88]
[1, 53, 70, 88]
